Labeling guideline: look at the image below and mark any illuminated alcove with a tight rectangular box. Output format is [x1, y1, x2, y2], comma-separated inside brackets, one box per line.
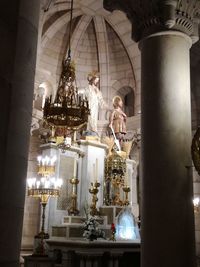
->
[116, 207, 140, 241]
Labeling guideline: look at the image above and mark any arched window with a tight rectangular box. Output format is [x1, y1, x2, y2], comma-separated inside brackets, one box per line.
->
[124, 90, 135, 117]
[117, 86, 135, 117]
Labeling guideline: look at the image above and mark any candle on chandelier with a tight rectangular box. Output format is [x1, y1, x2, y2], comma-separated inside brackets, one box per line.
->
[41, 177, 45, 187]
[45, 180, 50, 188]
[37, 156, 42, 165]
[36, 180, 40, 189]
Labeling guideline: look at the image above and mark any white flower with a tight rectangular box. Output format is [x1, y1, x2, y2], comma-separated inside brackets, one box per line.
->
[83, 215, 105, 240]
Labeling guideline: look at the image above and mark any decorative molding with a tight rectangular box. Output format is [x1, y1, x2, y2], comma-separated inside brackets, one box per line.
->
[77, 139, 108, 150]
[103, 0, 200, 43]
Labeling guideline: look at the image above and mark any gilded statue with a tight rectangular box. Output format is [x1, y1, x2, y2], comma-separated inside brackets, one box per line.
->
[109, 95, 127, 141]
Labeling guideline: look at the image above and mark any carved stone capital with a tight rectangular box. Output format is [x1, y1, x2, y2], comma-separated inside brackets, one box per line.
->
[103, 0, 200, 43]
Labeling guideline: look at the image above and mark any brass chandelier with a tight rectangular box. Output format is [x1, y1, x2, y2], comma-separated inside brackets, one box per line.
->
[43, 0, 90, 131]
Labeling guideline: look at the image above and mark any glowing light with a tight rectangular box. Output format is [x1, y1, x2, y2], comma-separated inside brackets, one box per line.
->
[27, 177, 63, 190]
[193, 197, 200, 206]
[116, 207, 140, 241]
[117, 225, 136, 240]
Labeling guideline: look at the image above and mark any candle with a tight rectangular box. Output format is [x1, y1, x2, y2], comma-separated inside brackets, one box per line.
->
[57, 178, 63, 188]
[128, 169, 131, 185]
[95, 158, 98, 182]
[41, 177, 45, 187]
[125, 169, 128, 185]
[93, 163, 96, 182]
[73, 159, 77, 177]
[37, 156, 42, 165]
[45, 180, 50, 188]
[36, 180, 40, 189]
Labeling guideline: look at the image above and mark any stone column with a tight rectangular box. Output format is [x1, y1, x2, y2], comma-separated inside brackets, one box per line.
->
[0, 0, 40, 266]
[103, 1, 200, 267]
[140, 30, 195, 267]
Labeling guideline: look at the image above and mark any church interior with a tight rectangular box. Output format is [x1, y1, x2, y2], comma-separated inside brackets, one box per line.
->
[1, 0, 200, 267]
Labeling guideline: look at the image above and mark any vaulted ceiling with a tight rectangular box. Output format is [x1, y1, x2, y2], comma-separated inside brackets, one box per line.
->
[35, 0, 200, 127]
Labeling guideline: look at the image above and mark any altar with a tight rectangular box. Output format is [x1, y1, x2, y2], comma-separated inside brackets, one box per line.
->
[24, 136, 141, 267]
[24, 238, 140, 267]
[47, 238, 140, 267]
[37, 138, 140, 240]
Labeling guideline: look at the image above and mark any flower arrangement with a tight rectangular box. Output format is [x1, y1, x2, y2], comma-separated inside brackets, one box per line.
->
[83, 216, 105, 241]
[110, 223, 116, 241]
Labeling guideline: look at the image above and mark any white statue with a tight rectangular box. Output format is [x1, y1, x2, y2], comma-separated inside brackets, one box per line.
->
[85, 71, 107, 133]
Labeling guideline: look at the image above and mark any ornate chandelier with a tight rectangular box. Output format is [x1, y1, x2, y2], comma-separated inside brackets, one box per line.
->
[43, 0, 90, 131]
[37, 155, 57, 176]
[27, 155, 63, 246]
[27, 155, 63, 199]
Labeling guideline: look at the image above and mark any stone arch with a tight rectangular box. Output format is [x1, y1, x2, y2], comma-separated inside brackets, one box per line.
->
[42, 1, 77, 17]
[41, 9, 83, 48]
[111, 80, 135, 117]
[70, 15, 93, 59]
[105, 12, 138, 86]
[111, 79, 135, 106]
[93, 16, 110, 120]
[105, 12, 141, 114]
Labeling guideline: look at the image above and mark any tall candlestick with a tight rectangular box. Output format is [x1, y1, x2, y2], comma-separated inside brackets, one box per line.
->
[95, 158, 98, 182]
[73, 159, 77, 177]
